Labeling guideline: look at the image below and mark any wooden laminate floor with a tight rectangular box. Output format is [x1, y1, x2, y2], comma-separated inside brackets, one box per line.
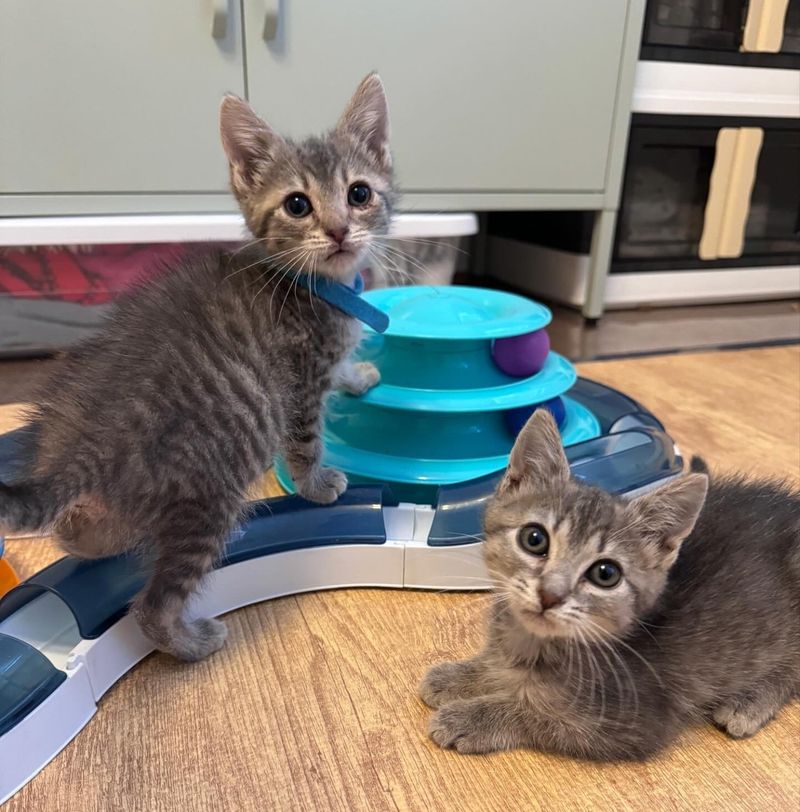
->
[2, 346, 799, 811]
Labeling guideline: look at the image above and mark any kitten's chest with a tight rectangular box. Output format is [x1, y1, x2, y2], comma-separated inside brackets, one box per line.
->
[340, 318, 364, 354]
[320, 316, 363, 364]
[295, 315, 363, 382]
[501, 663, 569, 707]
[494, 626, 574, 706]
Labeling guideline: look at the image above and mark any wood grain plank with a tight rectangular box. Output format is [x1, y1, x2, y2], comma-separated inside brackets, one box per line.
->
[2, 346, 799, 811]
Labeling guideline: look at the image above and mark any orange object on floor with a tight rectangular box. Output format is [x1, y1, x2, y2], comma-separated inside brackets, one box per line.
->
[0, 557, 20, 598]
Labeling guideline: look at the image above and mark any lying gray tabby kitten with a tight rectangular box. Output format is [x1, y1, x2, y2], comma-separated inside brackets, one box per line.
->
[0, 74, 395, 661]
[420, 410, 800, 760]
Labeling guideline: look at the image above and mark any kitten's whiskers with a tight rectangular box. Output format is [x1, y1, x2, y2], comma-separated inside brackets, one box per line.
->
[276, 250, 311, 324]
[580, 616, 648, 721]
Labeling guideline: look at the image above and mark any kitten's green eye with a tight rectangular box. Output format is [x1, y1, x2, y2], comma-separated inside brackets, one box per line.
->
[586, 560, 622, 588]
[518, 523, 549, 556]
[347, 183, 371, 207]
[284, 193, 312, 218]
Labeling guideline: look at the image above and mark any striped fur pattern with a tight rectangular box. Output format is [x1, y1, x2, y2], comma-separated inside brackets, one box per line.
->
[420, 411, 800, 760]
[0, 74, 395, 661]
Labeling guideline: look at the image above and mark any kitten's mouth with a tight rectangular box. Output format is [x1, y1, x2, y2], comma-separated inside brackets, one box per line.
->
[521, 607, 555, 622]
[325, 246, 353, 260]
[320, 245, 364, 278]
[518, 607, 568, 637]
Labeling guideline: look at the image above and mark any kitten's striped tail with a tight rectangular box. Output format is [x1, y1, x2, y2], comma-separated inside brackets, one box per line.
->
[0, 478, 68, 533]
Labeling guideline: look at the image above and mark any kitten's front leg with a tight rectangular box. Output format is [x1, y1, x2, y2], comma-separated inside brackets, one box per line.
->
[284, 412, 347, 504]
[419, 657, 494, 708]
[335, 360, 380, 396]
[429, 696, 528, 754]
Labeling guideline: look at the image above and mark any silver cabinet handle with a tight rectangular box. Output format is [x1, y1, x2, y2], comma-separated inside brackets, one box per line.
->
[263, 1, 280, 42]
[212, 0, 228, 39]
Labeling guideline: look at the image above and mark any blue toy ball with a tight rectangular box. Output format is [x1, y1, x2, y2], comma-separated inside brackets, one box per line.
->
[504, 396, 567, 437]
[491, 329, 550, 378]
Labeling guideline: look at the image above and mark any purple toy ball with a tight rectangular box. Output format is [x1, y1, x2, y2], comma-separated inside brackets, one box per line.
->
[491, 329, 550, 378]
[504, 396, 567, 438]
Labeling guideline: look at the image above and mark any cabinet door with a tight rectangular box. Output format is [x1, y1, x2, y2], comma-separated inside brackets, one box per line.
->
[0, 1, 245, 194]
[243, 0, 628, 193]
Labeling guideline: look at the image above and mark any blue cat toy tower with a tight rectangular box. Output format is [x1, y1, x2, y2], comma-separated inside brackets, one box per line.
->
[277, 287, 601, 502]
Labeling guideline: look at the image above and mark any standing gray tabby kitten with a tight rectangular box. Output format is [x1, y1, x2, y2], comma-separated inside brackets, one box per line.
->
[419, 410, 800, 759]
[0, 73, 395, 661]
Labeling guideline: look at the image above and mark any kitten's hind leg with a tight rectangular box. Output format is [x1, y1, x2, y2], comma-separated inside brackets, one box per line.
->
[419, 657, 494, 708]
[53, 498, 137, 559]
[131, 503, 233, 661]
[712, 678, 795, 739]
[132, 534, 228, 662]
[334, 360, 380, 396]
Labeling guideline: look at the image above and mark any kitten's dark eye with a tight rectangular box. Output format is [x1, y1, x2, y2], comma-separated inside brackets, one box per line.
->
[347, 183, 371, 207]
[518, 523, 549, 556]
[284, 193, 312, 218]
[586, 560, 622, 588]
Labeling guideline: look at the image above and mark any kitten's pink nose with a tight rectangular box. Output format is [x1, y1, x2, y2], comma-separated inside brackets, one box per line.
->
[326, 226, 349, 246]
[539, 589, 565, 611]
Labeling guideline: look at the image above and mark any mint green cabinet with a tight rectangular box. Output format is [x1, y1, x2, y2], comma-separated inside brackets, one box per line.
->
[0, 1, 245, 194]
[243, 0, 628, 194]
[0, 0, 641, 220]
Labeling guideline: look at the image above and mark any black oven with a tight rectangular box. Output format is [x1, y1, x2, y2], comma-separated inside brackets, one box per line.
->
[613, 114, 800, 272]
[641, 0, 800, 68]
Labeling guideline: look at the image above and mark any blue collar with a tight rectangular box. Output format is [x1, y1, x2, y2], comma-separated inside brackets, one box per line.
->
[294, 272, 389, 333]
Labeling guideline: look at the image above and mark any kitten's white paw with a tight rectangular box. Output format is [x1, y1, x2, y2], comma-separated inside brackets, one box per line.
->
[298, 467, 348, 504]
[343, 362, 381, 396]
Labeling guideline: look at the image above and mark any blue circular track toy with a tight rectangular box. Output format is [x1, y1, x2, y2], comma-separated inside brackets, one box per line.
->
[0, 286, 683, 802]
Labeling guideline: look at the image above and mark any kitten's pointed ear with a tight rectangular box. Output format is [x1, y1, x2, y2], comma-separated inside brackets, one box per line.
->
[499, 409, 569, 495]
[337, 73, 391, 171]
[220, 94, 284, 198]
[625, 473, 708, 570]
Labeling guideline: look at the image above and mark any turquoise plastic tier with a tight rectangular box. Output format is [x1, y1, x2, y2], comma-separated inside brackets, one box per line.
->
[275, 465, 438, 505]
[363, 286, 551, 340]
[276, 396, 600, 490]
[356, 345, 576, 411]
